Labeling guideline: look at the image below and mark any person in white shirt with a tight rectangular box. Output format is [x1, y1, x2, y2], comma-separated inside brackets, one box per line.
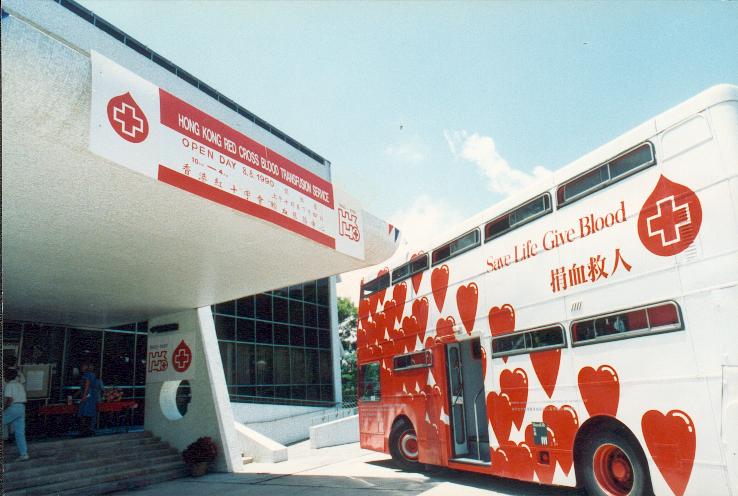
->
[3, 368, 29, 460]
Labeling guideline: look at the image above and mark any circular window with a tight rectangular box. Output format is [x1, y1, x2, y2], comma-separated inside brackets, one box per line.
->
[159, 380, 191, 421]
[176, 380, 191, 416]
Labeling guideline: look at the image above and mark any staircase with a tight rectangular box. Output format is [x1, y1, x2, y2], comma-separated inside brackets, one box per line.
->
[2, 431, 187, 495]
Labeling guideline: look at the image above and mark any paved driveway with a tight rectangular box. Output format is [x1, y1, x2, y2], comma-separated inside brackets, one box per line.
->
[114, 441, 583, 496]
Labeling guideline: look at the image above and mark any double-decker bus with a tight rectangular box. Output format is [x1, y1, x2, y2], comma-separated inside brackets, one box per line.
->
[356, 84, 738, 496]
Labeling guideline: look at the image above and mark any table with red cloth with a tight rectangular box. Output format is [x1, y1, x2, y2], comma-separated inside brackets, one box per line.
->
[38, 400, 138, 433]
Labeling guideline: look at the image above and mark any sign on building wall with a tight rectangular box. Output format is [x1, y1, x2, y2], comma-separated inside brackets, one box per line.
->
[89, 51, 365, 260]
[146, 328, 196, 383]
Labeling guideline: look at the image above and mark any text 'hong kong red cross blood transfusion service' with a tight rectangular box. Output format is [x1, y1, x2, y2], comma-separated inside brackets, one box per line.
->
[356, 84, 738, 496]
[89, 51, 366, 261]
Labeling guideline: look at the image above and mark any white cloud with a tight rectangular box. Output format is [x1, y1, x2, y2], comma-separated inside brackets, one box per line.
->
[336, 195, 464, 303]
[384, 137, 427, 164]
[444, 130, 551, 196]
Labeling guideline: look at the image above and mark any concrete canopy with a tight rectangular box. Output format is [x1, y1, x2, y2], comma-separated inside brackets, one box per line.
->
[1, 1, 398, 327]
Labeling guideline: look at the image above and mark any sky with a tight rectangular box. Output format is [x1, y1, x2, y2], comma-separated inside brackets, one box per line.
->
[80, 0, 738, 302]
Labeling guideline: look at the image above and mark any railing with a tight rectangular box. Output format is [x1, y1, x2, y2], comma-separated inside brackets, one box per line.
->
[309, 400, 358, 426]
[472, 386, 485, 460]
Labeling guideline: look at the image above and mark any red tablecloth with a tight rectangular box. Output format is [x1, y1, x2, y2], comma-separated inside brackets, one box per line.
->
[39, 400, 138, 415]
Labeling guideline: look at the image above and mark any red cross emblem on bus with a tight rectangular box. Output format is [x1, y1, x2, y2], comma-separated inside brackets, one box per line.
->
[106, 92, 149, 143]
[172, 340, 193, 373]
[637, 175, 702, 257]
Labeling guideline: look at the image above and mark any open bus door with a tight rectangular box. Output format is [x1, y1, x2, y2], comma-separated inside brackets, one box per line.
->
[446, 342, 469, 457]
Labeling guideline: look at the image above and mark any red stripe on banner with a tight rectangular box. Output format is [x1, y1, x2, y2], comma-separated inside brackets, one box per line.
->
[159, 89, 334, 209]
[157, 165, 336, 249]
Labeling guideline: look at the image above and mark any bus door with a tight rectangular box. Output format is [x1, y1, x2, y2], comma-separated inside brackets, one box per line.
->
[447, 343, 469, 457]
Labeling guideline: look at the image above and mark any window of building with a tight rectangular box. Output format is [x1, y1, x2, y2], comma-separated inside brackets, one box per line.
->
[358, 363, 381, 401]
[432, 229, 480, 266]
[492, 325, 566, 358]
[485, 194, 552, 242]
[571, 301, 681, 345]
[557, 142, 655, 207]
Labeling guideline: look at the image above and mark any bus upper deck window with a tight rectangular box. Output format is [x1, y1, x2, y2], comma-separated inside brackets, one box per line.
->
[609, 143, 655, 179]
[571, 301, 682, 345]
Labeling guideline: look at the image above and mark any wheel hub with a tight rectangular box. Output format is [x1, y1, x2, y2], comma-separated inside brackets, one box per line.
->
[593, 443, 634, 496]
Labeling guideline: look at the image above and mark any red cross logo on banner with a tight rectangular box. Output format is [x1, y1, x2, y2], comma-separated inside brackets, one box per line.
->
[637, 175, 702, 257]
[106, 92, 149, 143]
[172, 339, 193, 373]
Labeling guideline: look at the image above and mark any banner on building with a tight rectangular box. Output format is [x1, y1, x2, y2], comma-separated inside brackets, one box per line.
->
[89, 51, 365, 260]
[146, 328, 196, 383]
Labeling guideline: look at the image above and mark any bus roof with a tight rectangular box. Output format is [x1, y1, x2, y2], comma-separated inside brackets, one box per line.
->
[402, 83, 738, 260]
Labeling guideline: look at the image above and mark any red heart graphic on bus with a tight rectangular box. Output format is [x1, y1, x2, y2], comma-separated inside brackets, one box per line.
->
[412, 297, 429, 341]
[500, 368, 528, 430]
[456, 283, 478, 334]
[505, 442, 534, 481]
[401, 314, 418, 338]
[436, 316, 456, 341]
[490, 448, 510, 478]
[487, 392, 514, 445]
[637, 175, 702, 257]
[358, 298, 371, 331]
[542, 405, 579, 475]
[488, 304, 516, 336]
[391, 283, 407, 325]
[530, 348, 561, 398]
[524, 423, 556, 484]
[431, 265, 449, 312]
[368, 268, 390, 316]
[410, 251, 425, 293]
[578, 365, 620, 417]
[641, 409, 696, 496]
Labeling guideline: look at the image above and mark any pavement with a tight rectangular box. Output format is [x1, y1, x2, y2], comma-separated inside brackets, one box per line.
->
[113, 441, 583, 496]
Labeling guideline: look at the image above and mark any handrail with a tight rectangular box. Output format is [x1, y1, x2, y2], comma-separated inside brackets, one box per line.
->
[472, 386, 485, 460]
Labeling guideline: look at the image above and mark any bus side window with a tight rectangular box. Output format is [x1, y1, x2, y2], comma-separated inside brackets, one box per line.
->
[359, 363, 381, 401]
[571, 301, 682, 345]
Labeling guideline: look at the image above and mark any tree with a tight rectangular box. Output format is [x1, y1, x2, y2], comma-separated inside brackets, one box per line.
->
[336, 297, 358, 402]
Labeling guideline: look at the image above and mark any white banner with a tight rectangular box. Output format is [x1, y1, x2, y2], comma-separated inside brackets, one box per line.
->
[90, 51, 365, 260]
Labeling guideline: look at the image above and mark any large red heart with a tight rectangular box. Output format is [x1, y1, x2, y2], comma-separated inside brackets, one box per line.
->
[487, 392, 514, 445]
[488, 304, 516, 336]
[641, 410, 696, 496]
[490, 447, 510, 478]
[411, 297, 429, 341]
[431, 265, 449, 312]
[368, 268, 390, 317]
[542, 404, 579, 475]
[391, 283, 407, 325]
[578, 365, 620, 417]
[410, 251, 425, 294]
[358, 298, 370, 332]
[505, 442, 534, 481]
[500, 368, 528, 430]
[524, 423, 557, 484]
[530, 348, 561, 398]
[436, 316, 456, 341]
[456, 283, 478, 335]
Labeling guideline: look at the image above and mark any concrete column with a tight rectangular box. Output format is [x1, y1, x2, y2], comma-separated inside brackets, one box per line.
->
[329, 275, 343, 405]
[144, 307, 241, 472]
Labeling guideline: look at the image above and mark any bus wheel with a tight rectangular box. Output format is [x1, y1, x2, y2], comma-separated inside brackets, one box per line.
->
[580, 430, 651, 496]
[389, 419, 420, 471]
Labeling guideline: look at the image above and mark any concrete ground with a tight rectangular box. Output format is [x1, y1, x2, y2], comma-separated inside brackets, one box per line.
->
[113, 441, 583, 496]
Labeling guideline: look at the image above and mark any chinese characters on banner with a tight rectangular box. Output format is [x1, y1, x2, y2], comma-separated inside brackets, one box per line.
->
[89, 51, 365, 260]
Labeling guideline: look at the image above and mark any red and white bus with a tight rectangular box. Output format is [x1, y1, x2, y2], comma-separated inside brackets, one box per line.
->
[356, 84, 738, 496]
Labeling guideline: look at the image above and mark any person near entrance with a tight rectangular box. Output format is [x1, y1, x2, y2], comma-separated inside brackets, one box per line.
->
[3, 367, 30, 460]
[77, 362, 100, 437]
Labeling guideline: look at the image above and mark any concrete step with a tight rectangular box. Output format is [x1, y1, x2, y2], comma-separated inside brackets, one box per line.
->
[4, 436, 164, 470]
[3, 431, 151, 457]
[5, 459, 186, 496]
[4, 448, 180, 490]
[55, 466, 188, 496]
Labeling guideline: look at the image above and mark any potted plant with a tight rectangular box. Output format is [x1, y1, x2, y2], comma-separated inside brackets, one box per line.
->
[182, 437, 218, 476]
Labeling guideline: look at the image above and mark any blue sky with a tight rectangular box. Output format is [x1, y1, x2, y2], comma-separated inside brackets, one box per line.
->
[80, 0, 738, 300]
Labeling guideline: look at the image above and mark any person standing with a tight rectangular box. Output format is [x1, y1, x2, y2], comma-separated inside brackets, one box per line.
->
[3, 368, 30, 461]
[77, 362, 99, 437]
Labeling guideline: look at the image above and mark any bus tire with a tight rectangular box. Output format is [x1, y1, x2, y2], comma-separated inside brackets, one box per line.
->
[389, 419, 421, 471]
[580, 430, 652, 496]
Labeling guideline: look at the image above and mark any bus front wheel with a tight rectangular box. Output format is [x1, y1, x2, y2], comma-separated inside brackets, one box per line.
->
[389, 419, 420, 471]
[580, 430, 652, 496]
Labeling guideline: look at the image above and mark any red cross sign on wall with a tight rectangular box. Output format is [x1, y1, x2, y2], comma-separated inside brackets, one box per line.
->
[106, 91, 149, 143]
[638, 175, 702, 257]
[172, 339, 193, 373]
